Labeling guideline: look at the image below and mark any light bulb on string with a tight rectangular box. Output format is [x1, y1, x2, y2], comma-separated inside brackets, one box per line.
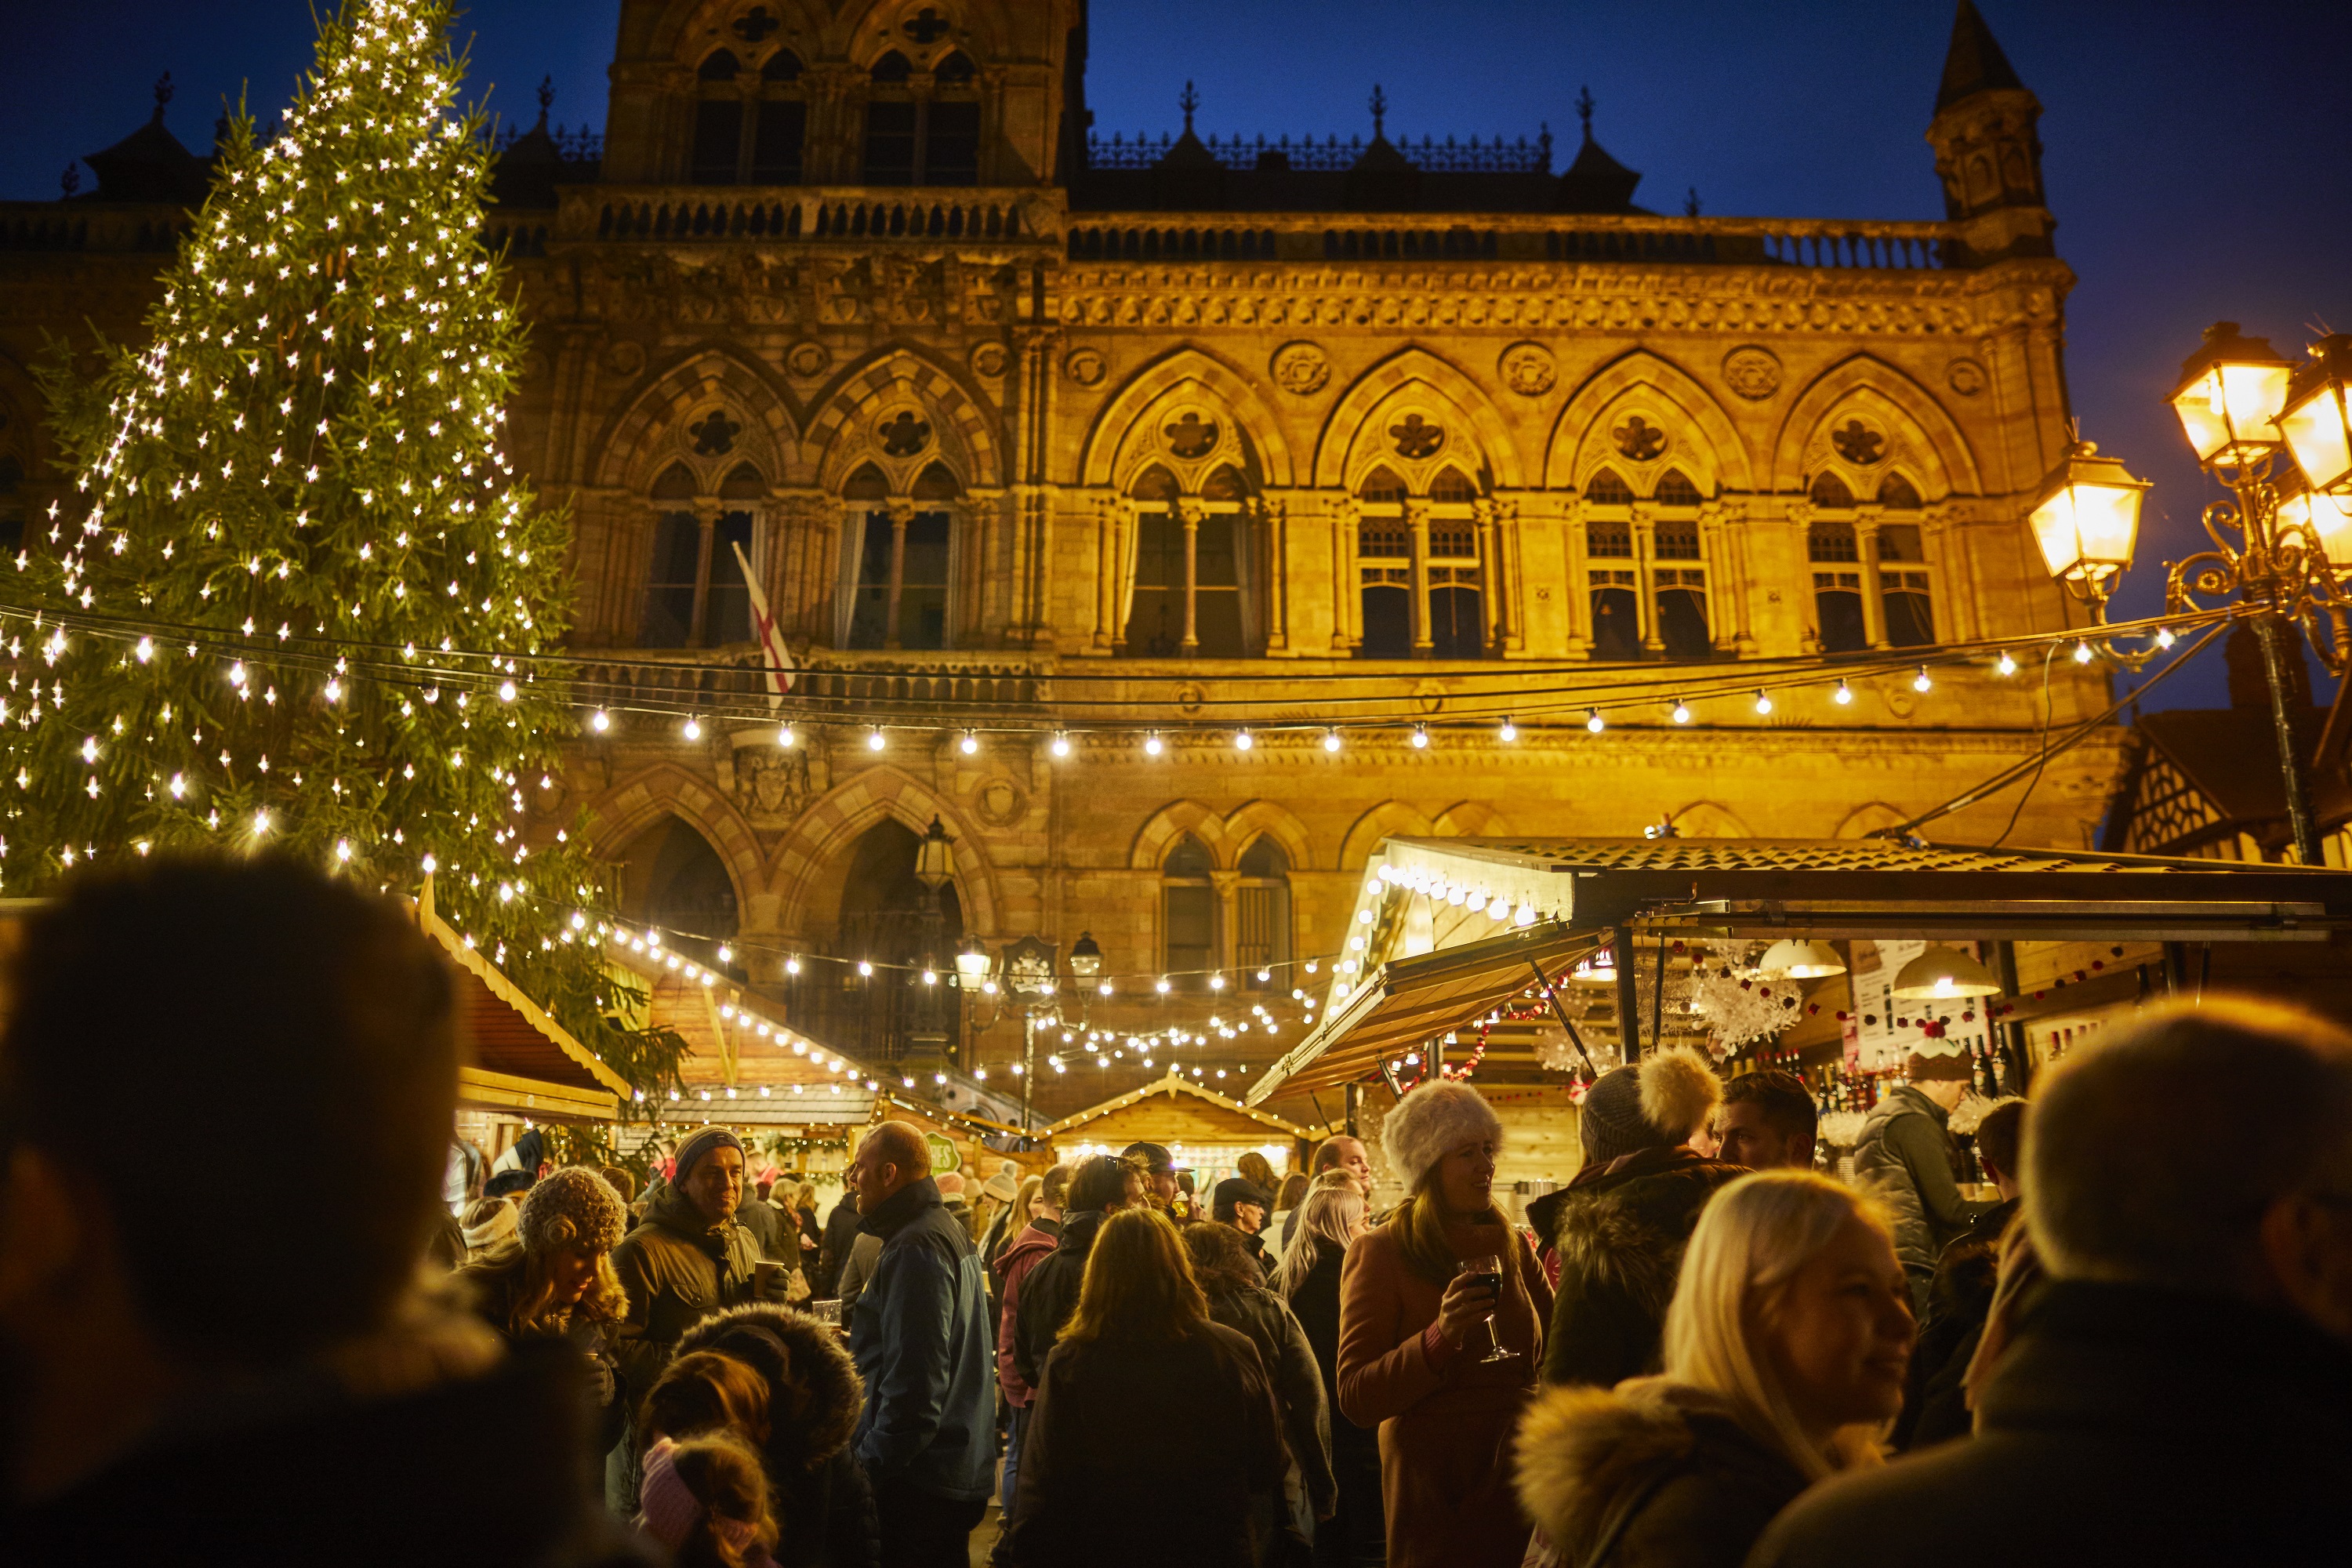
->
[1323, 728, 1341, 753]
[1995, 651, 2017, 677]
[2154, 626, 2176, 649]
[1410, 724, 1429, 750]
[1051, 731, 1072, 758]
[1233, 728, 1253, 752]
[866, 726, 886, 751]
[2074, 641, 2094, 664]
[1754, 689, 1773, 716]
[959, 730, 978, 755]
[1144, 730, 1164, 757]
[1669, 698, 1691, 724]
[590, 709, 611, 731]
[1913, 665, 1933, 693]
[777, 724, 795, 747]
[1498, 717, 1518, 742]
[1833, 678, 1853, 705]
[1585, 708, 1604, 733]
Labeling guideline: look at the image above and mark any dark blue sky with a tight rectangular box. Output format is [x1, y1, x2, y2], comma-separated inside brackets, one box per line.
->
[5, 1, 2350, 710]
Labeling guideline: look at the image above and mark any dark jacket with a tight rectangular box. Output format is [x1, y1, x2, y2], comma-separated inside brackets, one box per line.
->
[1012, 1207, 1109, 1392]
[1540, 1146, 1746, 1388]
[6, 1334, 651, 1567]
[1516, 1378, 1809, 1568]
[1001, 1321, 1287, 1568]
[1284, 1243, 1380, 1466]
[1236, 1228, 1277, 1279]
[994, 1218, 1062, 1404]
[608, 1184, 764, 1409]
[675, 1304, 880, 1568]
[1894, 1195, 2020, 1451]
[1203, 1278, 1338, 1526]
[739, 1195, 792, 1263]
[1852, 1085, 1992, 1287]
[818, 1196, 863, 1300]
[459, 1247, 628, 1457]
[1749, 1280, 2352, 1568]
[847, 1176, 997, 1501]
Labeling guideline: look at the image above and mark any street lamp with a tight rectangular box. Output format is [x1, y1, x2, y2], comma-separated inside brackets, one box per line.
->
[1000, 935, 1060, 1133]
[2279, 334, 2352, 497]
[910, 818, 955, 1074]
[1067, 931, 1102, 982]
[2168, 321, 2294, 467]
[2027, 441, 2150, 612]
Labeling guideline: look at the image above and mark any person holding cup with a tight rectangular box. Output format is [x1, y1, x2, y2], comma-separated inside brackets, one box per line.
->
[1337, 1083, 1550, 1568]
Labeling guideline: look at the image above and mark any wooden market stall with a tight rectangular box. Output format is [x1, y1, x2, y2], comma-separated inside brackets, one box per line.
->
[1043, 1070, 1322, 1195]
[1250, 836, 2352, 1186]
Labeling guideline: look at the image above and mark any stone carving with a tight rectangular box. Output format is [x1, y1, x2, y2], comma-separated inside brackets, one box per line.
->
[784, 340, 829, 379]
[975, 776, 1027, 827]
[968, 340, 1007, 379]
[688, 410, 742, 456]
[1270, 341, 1330, 395]
[1064, 347, 1107, 387]
[603, 339, 645, 378]
[1498, 341, 1556, 396]
[877, 411, 933, 456]
[735, 746, 811, 819]
[1947, 358, 1987, 397]
[1612, 415, 1667, 463]
[1163, 412, 1218, 459]
[1389, 413, 1444, 459]
[1831, 419, 1884, 466]
[1722, 346, 1782, 400]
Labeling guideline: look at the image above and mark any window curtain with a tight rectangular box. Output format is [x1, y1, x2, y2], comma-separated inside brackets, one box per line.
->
[833, 511, 867, 648]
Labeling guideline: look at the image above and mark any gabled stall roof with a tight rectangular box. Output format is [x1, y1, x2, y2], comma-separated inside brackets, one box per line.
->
[1047, 1069, 1315, 1141]
[416, 898, 629, 1122]
[1250, 836, 2352, 1104]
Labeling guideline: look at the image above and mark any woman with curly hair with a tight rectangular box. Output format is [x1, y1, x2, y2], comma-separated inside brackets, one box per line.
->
[459, 1165, 632, 1457]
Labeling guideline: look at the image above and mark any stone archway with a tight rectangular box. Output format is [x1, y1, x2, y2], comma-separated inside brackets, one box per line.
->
[786, 815, 969, 1069]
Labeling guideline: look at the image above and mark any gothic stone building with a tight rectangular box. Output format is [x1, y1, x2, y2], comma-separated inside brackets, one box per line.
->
[0, 2, 2123, 1120]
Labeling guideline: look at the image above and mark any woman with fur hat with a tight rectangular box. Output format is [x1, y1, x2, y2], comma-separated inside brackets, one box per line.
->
[460, 1165, 633, 1457]
[644, 1305, 880, 1568]
[1334, 1081, 1552, 1568]
[1540, 1047, 1746, 1390]
[1515, 1172, 1911, 1567]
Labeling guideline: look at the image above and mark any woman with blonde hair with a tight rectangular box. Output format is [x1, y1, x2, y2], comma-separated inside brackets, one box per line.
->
[1514, 1171, 1914, 1568]
[459, 1166, 632, 1456]
[1279, 1181, 1383, 1568]
[1000, 1207, 1284, 1567]
[1337, 1082, 1552, 1568]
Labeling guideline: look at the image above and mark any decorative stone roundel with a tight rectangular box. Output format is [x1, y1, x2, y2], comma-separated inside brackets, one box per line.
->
[1163, 412, 1219, 459]
[975, 777, 1027, 827]
[968, 340, 1007, 379]
[1947, 358, 1987, 397]
[877, 411, 933, 457]
[1270, 341, 1331, 396]
[1064, 347, 1107, 387]
[603, 339, 646, 378]
[1498, 342, 1556, 397]
[1612, 415, 1667, 463]
[784, 340, 829, 379]
[1722, 346, 1783, 401]
[1830, 419, 1883, 466]
[1388, 413, 1445, 460]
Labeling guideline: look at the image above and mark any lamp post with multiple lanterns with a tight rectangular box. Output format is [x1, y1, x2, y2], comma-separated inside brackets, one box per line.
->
[2028, 322, 2352, 866]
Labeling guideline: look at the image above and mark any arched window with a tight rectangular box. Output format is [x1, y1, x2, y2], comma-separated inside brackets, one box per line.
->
[862, 50, 981, 185]
[1878, 524, 1933, 647]
[619, 817, 739, 968]
[1809, 519, 1865, 654]
[1583, 468, 1637, 660]
[697, 49, 740, 81]
[1585, 468, 1632, 505]
[641, 459, 763, 648]
[1163, 834, 1218, 987]
[1358, 466, 1406, 503]
[1428, 466, 1476, 503]
[1809, 471, 1854, 508]
[935, 50, 976, 85]
[1877, 473, 1922, 510]
[1236, 837, 1291, 989]
[841, 459, 956, 652]
[691, 45, 805, 183]
[1121, 458, 1250, 660]
[1354, 466, 1412, 659]
[1653, 469, 1700, 506]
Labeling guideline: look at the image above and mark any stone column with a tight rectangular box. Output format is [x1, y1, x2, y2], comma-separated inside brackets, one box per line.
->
[884, 500, 913, 650]
[690, 500, 719, 648]
[1857, 510, 1889, 649]
[1406, 500, 1432, 655]
[1179, 499, 1203, 654]
[1632, 502, 1661, 652]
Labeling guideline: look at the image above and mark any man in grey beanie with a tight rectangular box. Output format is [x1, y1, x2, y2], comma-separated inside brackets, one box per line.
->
[1853, 1049, 1998, 1314]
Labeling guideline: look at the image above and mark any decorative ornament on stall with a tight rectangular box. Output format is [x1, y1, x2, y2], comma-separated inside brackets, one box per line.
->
[1688, 946, 1803, 1058]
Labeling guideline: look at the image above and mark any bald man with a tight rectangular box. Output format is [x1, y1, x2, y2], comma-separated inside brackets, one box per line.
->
[846, 1120, 998, 1566]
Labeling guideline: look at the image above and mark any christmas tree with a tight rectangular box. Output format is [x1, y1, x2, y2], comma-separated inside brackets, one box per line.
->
[9, 0, 681, 1102]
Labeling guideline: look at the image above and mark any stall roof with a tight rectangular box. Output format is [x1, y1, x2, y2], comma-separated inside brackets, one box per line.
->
[417, 899, 629, 1122]
[1249, 836, 2352, 1104]
[1047, 1069, 1316, 1142]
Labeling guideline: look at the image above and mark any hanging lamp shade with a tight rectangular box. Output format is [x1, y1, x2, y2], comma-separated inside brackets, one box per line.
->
[2169, 321, 2292, 466]
[1891, 945, 2002, 1001]
[1759, 938, 1847, 978]
[2278, 480, 2352, 568]
[953, 935, 991, 980]
[2027, 441, 2148, 588]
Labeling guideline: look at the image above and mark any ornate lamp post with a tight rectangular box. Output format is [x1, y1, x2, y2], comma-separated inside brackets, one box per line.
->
[1000, 934, 1060, 1133]
[2033, 322, 2352, 866]
[909, 817, 955, 1072]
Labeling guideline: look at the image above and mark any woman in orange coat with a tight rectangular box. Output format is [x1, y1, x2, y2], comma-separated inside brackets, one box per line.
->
[1338, 1082, 1552, 1568]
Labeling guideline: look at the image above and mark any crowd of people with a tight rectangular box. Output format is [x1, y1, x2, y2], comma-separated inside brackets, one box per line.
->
[1, 854, 2347, 1566]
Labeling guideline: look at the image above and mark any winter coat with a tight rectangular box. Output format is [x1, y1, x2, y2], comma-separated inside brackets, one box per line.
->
[1011, 1207, 1110, 1392]
[847, 1176, 997, 1502]
[1285, 1243, 1380, 1468]
[993, 1218, 1062, 1406]
[1515, 1378, 1809, 1568]
[738, 1195, 791, 1262]
[1337, 1212, 1552, 1568]
[674, 1304, 880, 1568]
[459, 1248, 628, 1457]
[1539, 1146, 1746, 1390]
[5, 1301, 651, 1568]
[1203, 1278, 1339, 1536]
[1851, 1085, 1993, 1288]
[817, 1196, 864, 1300]
[1894, 1195, 2020, 1451]
[608, 1185, 764, 1413]
[1001, 1321, 1286, 1568]
[1751, 1280, 2352, 1568]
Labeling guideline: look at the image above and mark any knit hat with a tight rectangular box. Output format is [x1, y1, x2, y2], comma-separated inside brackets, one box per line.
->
[1377, 1080, 1504, 1191]
[936, 1171, 966, 1200]
[673, 1126, 746, 1185]
[520, 1166, 630, 1255]
[1906, 1048, 1976, 1083]
[982, 1160, 1022, 1203]
[460, 1199, 518, 1254]
[1577, 1046, 1723, 1168]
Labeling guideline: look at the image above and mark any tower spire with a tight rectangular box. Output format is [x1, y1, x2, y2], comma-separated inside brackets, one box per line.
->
[1368, 83, 1386, 141]
[1575, 85, 1595, 143]
[1924, 1, 2050, 263]
[1936, 0, 2024, 112]
[1178, 79, 1197, 135]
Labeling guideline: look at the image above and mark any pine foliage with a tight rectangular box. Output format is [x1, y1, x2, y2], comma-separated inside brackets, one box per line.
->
[8, 0, 681, 1102]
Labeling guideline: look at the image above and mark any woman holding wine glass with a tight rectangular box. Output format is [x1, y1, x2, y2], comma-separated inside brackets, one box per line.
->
[1336, 1081, 1552, 1568]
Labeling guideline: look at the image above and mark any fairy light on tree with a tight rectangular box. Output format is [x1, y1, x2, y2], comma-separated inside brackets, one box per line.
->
[5, 0, 681, 1099]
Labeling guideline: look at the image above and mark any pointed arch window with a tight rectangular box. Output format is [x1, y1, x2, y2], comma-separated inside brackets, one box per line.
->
[1352, 464, 1488, 660]
[840, 460, 959, 651]
[691, 45, 805, 183]
[1236, 837, 1291, 989]
[1806, 470, 1935, 653]
[1878, 523, 1934, 647]
[1583, 467, 1639, 661]
[862, 49, 982, 186]
[1120, 460, 1251, 659]
[641, 459, 763, 648]
[1653, 468, 1701, 507]
[1877, 473, 1922, 510]
[1809, 470, 1854, 508]
[1163, 834, 1218, 988]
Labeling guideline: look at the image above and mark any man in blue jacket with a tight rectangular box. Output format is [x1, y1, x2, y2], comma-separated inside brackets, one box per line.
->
[845, 1120, 997, 1567]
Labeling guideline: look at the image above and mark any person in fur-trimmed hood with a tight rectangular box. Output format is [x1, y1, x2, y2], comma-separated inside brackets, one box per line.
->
[1515, 1173, 1910, 1568]
[669, 1303, 880, 1568]
[1541, 1047, 1744, 1389]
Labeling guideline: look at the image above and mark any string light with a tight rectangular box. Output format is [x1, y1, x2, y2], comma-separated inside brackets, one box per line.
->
[1322, 728, 1341, 753]
[1754, 689, 1773, 716]
[2074, 641, 2094, 664]
[681, 716, 702, 741]
[1584, 708, 1604, 733]
[776, 724, 795, 747]
[1994, 651, 2016, 677]
[1669, 698, 1691, 724]
[866, 726, 886, 751]
[958, 730, 978, 755]
[1498, 717, 1517, 742]
[1233, 728, 1253, 751]
[2154, 626, 2176, 649]
[1144, 729, 1163, 756]
[590, 709, 611, 731]
[1913, 664, 1933, 693]
[1410, 724, 1429, 749]
[1833, 678, 1853, 705]
[1051, 730, 1072, 757]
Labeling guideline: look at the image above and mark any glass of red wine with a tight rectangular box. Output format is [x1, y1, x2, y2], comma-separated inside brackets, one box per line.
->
[1459, 1253, 1518, 1363]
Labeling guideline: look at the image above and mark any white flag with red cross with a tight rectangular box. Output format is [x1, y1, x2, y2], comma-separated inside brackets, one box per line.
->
[731, 540, 795, 706]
